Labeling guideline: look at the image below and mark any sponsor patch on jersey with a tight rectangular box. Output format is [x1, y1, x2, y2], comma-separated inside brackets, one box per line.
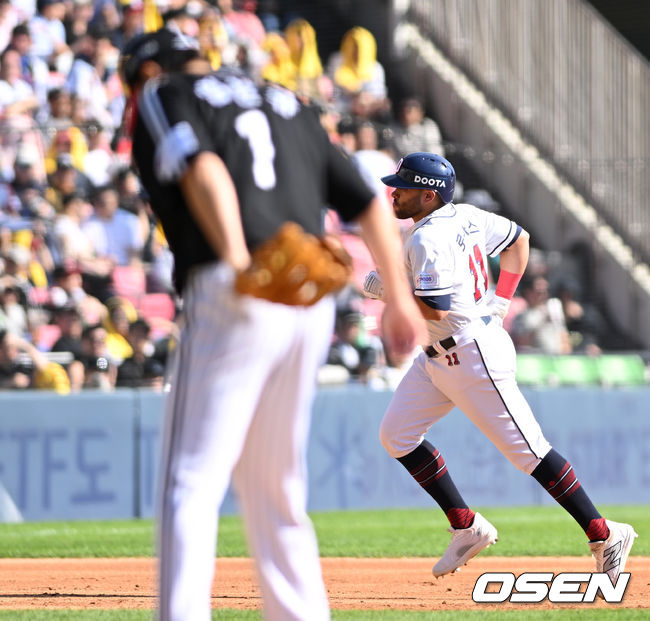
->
[415, 273, 436, 288]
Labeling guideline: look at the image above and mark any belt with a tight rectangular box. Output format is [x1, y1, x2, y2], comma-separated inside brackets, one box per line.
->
[424, 316, 493, 358]
[424, 336, 456, 358]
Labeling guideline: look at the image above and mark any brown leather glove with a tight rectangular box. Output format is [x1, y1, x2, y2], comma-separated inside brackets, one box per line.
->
[234, 222, 352, 306]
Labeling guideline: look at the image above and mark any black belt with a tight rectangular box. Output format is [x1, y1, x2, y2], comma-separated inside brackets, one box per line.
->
[424, 336, 456, 358]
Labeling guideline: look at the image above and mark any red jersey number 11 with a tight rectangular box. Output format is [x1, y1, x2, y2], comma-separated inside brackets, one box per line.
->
[469, 244, 488, 302]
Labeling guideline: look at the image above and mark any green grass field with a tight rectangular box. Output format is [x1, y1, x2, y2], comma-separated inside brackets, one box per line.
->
[0, 506, 647, 619]
[0, 505, 648, 558]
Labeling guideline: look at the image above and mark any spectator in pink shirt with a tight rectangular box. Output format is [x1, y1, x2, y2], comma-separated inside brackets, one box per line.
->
[217, 0, 265, 47]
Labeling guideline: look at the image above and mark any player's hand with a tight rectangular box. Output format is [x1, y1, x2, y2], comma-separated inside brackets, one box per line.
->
[381, 297, 426, 358]
[486, 294, 511, 325]
[363, 270, 384, 300]
[227, 250, 252, 273]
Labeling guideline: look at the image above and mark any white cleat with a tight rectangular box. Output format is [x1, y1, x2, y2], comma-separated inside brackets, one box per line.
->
[588, 520, 638, 587]
[433, 512, 498, 578]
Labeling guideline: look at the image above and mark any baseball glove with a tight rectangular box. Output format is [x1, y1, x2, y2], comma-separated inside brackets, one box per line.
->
[234, 222, 353, 306]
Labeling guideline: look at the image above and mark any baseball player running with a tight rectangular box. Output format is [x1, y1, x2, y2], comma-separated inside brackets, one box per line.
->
[121, 29, 424, 621]
[364, 152, 637, 582]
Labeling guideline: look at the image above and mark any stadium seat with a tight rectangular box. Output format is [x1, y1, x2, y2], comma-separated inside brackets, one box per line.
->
[515, 354, 555, 386]
[146, 316, 174, 341]
[550, 355, 600, 386]
[138, 293, 176, 321]
[595, 354, 647, 387]
[111, 265, 146, 305]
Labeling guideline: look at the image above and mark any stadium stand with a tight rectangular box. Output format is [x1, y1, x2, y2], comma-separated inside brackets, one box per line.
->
[0, 0, 648, 391]
[138, 292, 175, 322]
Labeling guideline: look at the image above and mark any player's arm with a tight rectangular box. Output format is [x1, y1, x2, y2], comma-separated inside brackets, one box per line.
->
[498, 227, 529, 275]
[356, 198, 426, 355]
[408, 239, 451, 321]
[179, 152, 250, 271]
[363, 269, 449, 320]
[490, 227, 530, 320]
[414, 296, 449, 321]
[357, 197, 412, 304]
[323, 139, 425, 355]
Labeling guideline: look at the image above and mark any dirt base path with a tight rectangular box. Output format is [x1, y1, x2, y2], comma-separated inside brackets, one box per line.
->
[0, 557, 648, 611]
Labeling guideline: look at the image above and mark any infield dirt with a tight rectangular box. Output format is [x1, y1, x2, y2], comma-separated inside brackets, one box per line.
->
[0, 557, 648, 611]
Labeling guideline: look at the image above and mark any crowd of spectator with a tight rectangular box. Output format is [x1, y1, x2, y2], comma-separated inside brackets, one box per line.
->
[0, 0, 621, 393]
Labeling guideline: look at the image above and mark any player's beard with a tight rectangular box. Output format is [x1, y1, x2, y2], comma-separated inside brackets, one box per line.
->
[392, 194, 422, 220]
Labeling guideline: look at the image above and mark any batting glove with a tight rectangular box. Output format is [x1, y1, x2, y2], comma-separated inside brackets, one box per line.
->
[363, 270, 384, 300]
[487, 294, 511, 324]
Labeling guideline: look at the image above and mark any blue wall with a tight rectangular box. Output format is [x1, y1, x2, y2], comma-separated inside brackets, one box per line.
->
[0, 386, 648, 521]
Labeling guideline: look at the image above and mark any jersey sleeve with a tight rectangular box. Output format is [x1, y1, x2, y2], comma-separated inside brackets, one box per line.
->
[408, 231, 455, 297]
[137, 77, 213, 184]
[324, 141, 375, 222]
[483, 209, 520, 256]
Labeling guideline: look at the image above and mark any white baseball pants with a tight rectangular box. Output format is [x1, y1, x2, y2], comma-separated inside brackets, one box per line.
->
[157, 262, 333, 621]
[380, 320, 552, 474]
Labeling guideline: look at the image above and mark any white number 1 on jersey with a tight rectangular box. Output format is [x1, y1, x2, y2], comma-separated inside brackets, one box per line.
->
[234, 110, 277, 190]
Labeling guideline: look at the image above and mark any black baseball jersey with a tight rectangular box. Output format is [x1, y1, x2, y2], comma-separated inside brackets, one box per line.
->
[132, 69, 375, 293]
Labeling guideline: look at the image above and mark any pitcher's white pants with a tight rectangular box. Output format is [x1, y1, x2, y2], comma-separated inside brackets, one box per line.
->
[157, 262, 333, 621]
[380, 320, 551, 475]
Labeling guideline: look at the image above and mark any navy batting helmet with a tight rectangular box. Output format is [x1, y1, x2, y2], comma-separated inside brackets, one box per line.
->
[381, 152, 455, 204]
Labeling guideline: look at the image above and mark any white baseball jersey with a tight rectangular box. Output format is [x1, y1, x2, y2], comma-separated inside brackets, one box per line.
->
[403, 202, 519, 343]
[380, 201, 551, 475]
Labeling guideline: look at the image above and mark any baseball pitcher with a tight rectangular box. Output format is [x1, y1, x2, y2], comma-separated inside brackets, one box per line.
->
[120, 28, 424, 621]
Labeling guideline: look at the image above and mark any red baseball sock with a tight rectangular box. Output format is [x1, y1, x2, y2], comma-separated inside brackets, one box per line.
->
[447, 507, 475, 530]
[585, 518, 610, 542]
